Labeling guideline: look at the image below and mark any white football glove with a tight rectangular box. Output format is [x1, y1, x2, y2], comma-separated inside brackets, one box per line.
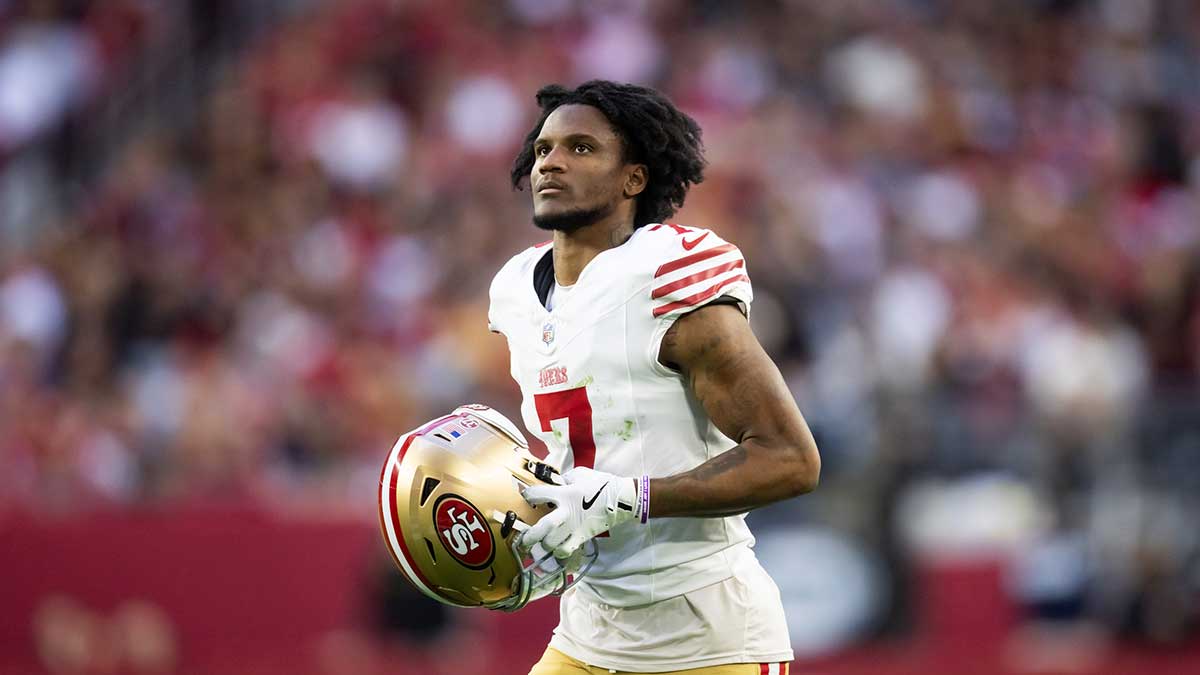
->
[520, 467, 642, 558]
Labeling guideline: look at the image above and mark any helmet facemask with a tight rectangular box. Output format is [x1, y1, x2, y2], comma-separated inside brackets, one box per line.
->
[488, 486, 598, 611]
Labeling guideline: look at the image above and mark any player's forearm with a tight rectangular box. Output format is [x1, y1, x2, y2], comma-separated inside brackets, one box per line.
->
[647, 437, 819, 518]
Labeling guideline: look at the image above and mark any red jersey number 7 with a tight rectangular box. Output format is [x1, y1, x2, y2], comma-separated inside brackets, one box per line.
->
[533, 387, 595, 471]
[533, 387, 614, 539]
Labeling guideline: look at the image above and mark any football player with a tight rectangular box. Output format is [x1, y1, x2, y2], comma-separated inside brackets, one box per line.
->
[490, 80, 820, 675]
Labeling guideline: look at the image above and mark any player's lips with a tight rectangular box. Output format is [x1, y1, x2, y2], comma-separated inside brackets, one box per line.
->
[537, 180, 567, 194]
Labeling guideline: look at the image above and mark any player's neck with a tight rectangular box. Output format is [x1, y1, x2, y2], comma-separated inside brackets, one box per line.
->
[552, 218, 634, 286]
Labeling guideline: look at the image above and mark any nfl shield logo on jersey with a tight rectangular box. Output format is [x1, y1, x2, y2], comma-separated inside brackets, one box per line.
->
[542, 322, 555, 345]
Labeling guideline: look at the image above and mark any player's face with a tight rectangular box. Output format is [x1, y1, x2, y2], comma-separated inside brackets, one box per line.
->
[530, 104, 634, 233]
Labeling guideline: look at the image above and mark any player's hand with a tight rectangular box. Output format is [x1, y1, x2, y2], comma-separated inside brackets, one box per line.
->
[520, 467, 640, 558]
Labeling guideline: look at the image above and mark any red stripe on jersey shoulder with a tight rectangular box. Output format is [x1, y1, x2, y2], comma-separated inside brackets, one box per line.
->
[534, 240, 552, 248]
[651, 259, 745, 300]
[649, 222, 693, 233]
[760, 665, 769, 675]
[654, 242, 737, 278]
[652, 274, 749, 318]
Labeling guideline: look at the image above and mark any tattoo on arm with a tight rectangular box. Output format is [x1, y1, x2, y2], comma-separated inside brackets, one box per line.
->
[651, 447, 757, 517]
[687, 446, 748, 482]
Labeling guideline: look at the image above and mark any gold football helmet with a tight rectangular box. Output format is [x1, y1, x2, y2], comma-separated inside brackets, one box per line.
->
[378, 404, 594, 611]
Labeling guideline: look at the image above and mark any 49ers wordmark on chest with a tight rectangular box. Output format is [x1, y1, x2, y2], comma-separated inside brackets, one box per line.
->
[432, 494, 496, 569]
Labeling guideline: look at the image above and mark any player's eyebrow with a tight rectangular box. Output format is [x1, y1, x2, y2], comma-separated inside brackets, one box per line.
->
[534, 132, 605, 146]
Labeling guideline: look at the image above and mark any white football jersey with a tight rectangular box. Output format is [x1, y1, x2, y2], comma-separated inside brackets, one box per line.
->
[488, 223, 757, 606]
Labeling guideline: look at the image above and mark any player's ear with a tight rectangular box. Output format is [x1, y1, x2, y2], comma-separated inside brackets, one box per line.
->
[623, 164, 647, 199]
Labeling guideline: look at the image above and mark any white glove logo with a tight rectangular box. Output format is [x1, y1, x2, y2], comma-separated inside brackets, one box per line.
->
[581, 483, 607, 510]
[520, 467, 639, 559]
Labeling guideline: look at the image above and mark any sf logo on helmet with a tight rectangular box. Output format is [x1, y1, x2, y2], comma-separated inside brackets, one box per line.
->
[434, 496, 495, 569]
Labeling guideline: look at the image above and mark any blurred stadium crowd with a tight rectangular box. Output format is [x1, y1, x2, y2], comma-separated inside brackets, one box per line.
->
[1, 0, 1198, 658]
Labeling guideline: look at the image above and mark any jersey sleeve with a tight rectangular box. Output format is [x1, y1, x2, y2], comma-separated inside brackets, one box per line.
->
[641, 225, 754, 375]
[647, 231, 753, 321]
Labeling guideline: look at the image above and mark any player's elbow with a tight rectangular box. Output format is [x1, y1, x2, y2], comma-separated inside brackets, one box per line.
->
[787, 443, 820, 496]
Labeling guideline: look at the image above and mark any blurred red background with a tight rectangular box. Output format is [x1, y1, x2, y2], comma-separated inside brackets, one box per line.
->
[1, 0, 1198, 673]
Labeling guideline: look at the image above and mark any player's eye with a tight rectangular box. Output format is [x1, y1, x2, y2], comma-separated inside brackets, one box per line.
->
[535, 145, 549, 157]
[574, 144, 592, 154]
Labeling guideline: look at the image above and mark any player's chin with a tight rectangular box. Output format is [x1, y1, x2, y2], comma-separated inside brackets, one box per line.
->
[533, 200, 609, 233]
[533, 197, 563, 214]
[533, 193, 572, 214]
[533, 205, 580, 231]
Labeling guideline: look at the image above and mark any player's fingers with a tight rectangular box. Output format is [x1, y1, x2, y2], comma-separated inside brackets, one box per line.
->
[521, 484, 560, 507]
[560, 548, 584, 574]
[553, 533, 584, 559]
[520, 509, 561, 548]
[528, 542, 561, 572]
[542, 522, 572, 552]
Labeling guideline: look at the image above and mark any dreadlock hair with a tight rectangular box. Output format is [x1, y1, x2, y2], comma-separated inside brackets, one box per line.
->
[511, 80, 707, 229]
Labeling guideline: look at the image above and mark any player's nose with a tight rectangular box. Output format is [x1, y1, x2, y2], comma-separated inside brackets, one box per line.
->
[537, 145, 568, 173]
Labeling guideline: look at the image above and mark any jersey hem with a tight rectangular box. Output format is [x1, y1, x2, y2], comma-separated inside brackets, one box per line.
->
[548, 636, 795, 673]
[572, 541, 751, 607]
